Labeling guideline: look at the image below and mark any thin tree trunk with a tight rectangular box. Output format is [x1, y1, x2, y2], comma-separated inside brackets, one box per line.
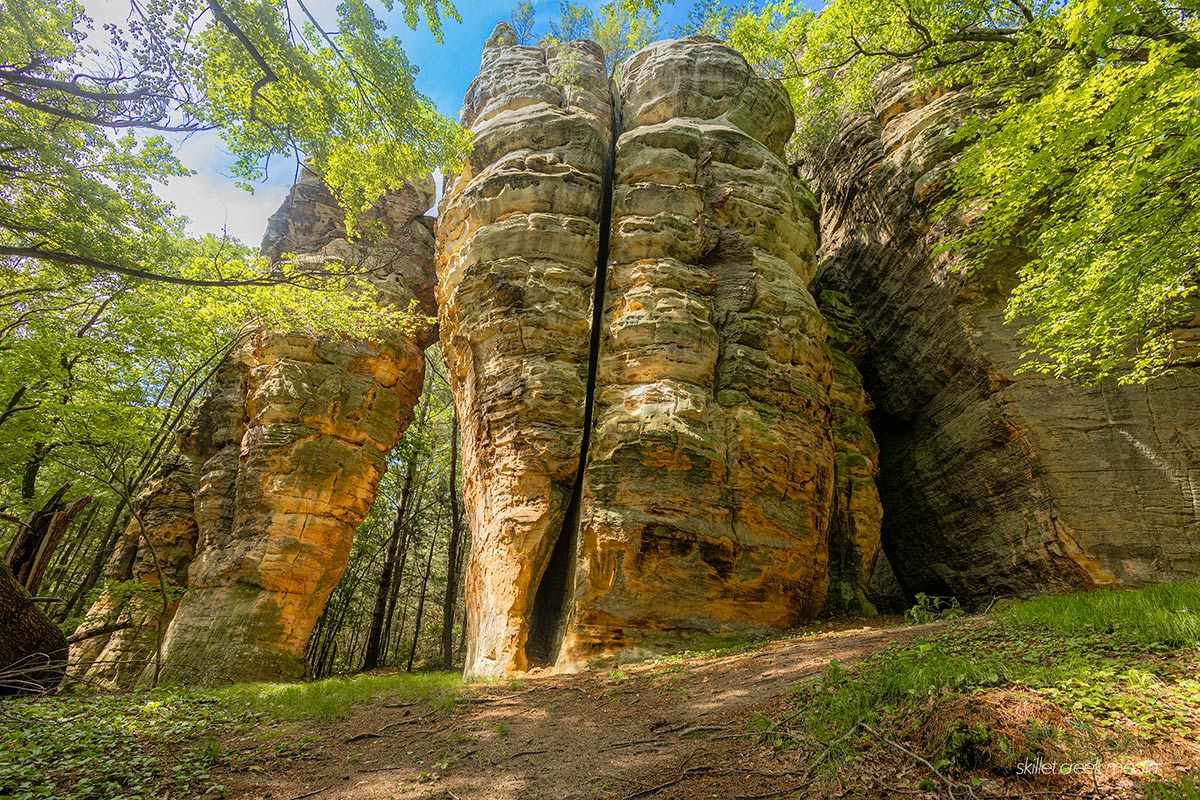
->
[19, 443, 47, 501]
[309, 546, 374, 678]
[380, 531, 408, 666]
[45, 501, 99, 596]
[362, 453, 418, 671]
[377, 390, 431, 665]
[441, 413, 463, 670]
[406, 528, 439, 672]
[457, 588, 468, 663]
[59, 500, 128, 622]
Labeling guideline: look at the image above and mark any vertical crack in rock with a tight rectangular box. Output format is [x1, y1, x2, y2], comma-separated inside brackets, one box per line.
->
[556, 38, 847, 670]
[525, 84, 621, 668]
[443, 31, 887, 677]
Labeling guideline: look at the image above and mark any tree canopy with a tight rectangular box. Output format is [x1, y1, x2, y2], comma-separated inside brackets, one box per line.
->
[688, 0, 1200, 382]
[0, 0, 465, 603]
[1, 0, 469, 284]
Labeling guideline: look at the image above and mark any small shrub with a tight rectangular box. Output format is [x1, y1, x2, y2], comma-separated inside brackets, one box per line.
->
[906, 592, 964, 624]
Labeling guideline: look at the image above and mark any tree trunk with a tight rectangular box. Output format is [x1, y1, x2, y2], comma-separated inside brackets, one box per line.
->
[5, 484, 91, 596]
[59, 500, 128, 622]
[19, 442, 47, 500]
[441, 413, 463, 670]
[406, 528, 439, 672]
[0, 560, 68, 695]
[362, 454, 418, 671]
[45, 501, 99, 596]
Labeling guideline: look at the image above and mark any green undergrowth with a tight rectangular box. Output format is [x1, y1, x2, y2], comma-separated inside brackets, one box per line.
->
[773, 582, 1200, 789]
[0, 670, 462, 800]
[219, 669, 460, 720]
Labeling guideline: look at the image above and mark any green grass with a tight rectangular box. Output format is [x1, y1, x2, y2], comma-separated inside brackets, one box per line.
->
[219, 669, 461, 720]
[1147, 775, 1200, 799]
[782, 582, 1200, 770]
[997, 582, 1200, 649]
[0, 670, 463, 800]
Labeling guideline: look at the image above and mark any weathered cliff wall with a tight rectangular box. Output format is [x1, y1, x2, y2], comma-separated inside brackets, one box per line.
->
[441, 28, 884, 677]
[560, 39, 839, 667]
[70, 174, 437, 686]
[809, 67, 1200, 604]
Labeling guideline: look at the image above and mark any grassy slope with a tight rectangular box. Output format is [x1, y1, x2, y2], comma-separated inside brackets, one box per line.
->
[0, 672, 462, 799]
[776, 583, 1200, 797]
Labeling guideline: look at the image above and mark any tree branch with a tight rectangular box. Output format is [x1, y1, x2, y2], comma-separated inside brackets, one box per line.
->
[205, 0, 279, 121]
[0, 87, 214, 132]
[0, 245, 283, 287]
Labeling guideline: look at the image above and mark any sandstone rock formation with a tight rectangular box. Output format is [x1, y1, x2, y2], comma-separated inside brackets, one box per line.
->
[71, 173, 437, 686]
[68, 455, 198, 689]
[436, 26, 615, 677]
[70, 30, 1200, 687]
[817, 289, 888, 615]
[560, 39, 838, 668]
[440, 28, 884, 677]
[809, 66, 1200, 604]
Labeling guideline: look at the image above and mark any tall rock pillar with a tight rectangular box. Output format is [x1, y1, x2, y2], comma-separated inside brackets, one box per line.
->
[436, 25, 615, 678]
[440, 29, 879, 677]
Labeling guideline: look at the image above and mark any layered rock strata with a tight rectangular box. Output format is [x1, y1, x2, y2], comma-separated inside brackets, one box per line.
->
[71, 175, 437, 685]
[436, 26, 615, 677]
[68, 456, 198, 689]
[441, 29, 882, 677]
[560, 40, 837, 667]
[810, 67, 1200, 604]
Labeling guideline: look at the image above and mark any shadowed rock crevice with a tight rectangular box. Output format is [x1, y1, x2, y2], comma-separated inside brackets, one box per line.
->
[525, 79, 623, 670]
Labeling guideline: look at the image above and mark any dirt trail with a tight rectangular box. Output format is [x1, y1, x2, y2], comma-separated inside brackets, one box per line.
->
[220, 619, 946, 800]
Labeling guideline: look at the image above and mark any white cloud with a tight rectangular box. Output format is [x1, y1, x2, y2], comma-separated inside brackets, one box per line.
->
[153, 131, 293, 245]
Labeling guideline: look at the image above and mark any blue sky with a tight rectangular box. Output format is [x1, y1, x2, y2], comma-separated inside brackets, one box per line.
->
[83, 1, 724, 244]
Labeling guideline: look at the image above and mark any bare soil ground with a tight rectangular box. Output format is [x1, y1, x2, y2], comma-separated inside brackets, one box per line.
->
[217, 618, 938, 800]
[215, 617, 1199, 800]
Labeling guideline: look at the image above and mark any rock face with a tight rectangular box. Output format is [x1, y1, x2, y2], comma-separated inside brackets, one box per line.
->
[809, 67, 1200, 604]
[560, 40, 838, 667]
[440, 28, 882, 677]
[71, 174, 437, 685]
[817, 289, 889, 615]
[68, 456, 198, 689]
[436, 26, 615, 677]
